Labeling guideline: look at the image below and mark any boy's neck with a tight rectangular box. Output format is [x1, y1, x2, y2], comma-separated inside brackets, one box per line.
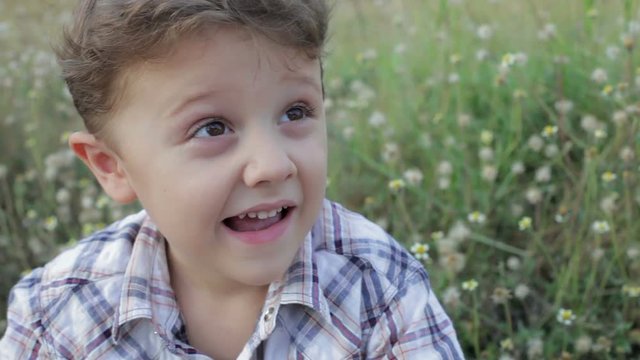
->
[166, 242, 270, 299]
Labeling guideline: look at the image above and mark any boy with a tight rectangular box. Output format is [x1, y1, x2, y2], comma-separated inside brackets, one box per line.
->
[1, 0, 463, 358]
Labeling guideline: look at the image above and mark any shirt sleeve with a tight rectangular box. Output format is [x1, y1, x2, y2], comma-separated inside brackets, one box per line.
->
[366, 269, 465, 359]
[0, 269, 49, 359]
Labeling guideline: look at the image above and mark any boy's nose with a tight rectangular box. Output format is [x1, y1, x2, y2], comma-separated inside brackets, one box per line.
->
[242, 132, 297, 188]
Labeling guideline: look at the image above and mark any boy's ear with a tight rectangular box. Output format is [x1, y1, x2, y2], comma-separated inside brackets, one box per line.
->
[68, 132, 137, 204]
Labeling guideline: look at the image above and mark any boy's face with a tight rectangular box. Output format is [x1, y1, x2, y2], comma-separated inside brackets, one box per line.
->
[104, 27, 327, 289]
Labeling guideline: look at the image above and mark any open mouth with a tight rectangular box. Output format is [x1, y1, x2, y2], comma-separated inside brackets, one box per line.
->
[223, 206, 292, 232]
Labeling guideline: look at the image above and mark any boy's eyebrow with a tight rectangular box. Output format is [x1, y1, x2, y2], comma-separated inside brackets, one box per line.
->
[281, 72, 323, 95]
[168, 74, 322, 117]
[167, 90, 224, 118]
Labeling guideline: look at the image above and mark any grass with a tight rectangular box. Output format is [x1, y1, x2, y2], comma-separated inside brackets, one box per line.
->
[1, 0, 639, 358]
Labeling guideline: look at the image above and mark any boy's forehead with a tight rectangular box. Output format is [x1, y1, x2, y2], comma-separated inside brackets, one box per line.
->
[114, 26, 322, 110]
[109, 27, 323, 119]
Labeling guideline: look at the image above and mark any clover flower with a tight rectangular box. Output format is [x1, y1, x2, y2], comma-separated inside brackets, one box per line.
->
[500, 338, 514, 351]
[622, 285, 640, 297]
[388, 179, 406, 193]
[410, 243, 430, 261]
[518, 216, 532, 230]
[462, 279, 478, 291]
[591, 220, 610, 234]
[501, 53, 515, 68]
[594, 129, 607, 139]
[601, 171, 617, 183]
[467, 211, 486, 224]
[480, 130, 494, 145]
[557, 308, 576, 325]
[430, 231, 444, 241]
[541, 125, 558, 138]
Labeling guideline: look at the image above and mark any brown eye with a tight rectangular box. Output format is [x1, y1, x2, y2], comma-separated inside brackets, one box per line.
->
[285, 107, 306, 121]
[194, 120, 230, 138]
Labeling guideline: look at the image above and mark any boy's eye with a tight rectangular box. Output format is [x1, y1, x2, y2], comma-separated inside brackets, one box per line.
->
[281, 104, 315, 122]
[193, 120, 231, 138]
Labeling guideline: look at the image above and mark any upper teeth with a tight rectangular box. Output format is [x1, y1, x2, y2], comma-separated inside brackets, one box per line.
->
[238, 206, 287, 220]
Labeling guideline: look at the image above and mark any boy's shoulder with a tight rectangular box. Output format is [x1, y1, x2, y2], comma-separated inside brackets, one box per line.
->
[38, 210, 146, 286]
[8, 211, 147, 334]
[312, 200, 427, 295]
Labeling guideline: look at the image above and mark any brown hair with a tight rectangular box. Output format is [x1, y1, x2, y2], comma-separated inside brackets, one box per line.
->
[56, 0, 330, 135]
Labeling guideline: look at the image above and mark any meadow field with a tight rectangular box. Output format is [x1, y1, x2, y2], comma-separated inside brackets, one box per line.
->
[1, 0, 639, 358]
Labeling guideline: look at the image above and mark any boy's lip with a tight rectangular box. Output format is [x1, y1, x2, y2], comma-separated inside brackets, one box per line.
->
[223, 204, 295, 245]
[227, 200, 297, 219]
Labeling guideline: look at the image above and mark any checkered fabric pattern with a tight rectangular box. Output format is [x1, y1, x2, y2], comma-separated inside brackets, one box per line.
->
[1, 200, 464, 359]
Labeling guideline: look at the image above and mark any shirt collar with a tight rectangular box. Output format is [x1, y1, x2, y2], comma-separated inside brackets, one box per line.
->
[277, 215, 332, 324]
[112, 213, 180, 343]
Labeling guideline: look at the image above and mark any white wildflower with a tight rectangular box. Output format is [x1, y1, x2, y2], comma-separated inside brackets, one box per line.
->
[467, 211, 486, 224]
[591, 68, 608, 84]
[527, 135, 544, 152]
[535, 165, 551, 183]
[600, 193, 618, 214]
[437, 161, 453, 176]
[482, 165, 498, 182]
[448, 221, 471, 242]
[605, 45, 620, 60]
[527, 338, 544, 359]
[507, 256, 521, 270]
[544, 144, 559, 158]
[479, 147, 494, 162]
[457, 113, 472, 128]
[525, 187, 542, 204]
[580, 114, 601, 132]
[438, 177, 451, 190]
[576, 335, 593, 354]
[612, 110, 628, 126]
[368, 111, 386, 127]
[410, 243, 430, 260]
[442, 286, 461, 309]
[556, 308, 576, 325]
[514, 284, 530, 299]
[554, 99, 574, 114]
[342, 126, 355, 140]
[382, 142, 400, 163]
[627, 246, 639, 260]
[619, 147, 635, 163]
[476, 24, 493, 40]
[511, 161, 525, 175]
[476, 48, 489, 61]
[591, 220, 610, 234]
[439, 252, 466, 273]
[592, 247, 605, 262]
[403, 168, 424, 186]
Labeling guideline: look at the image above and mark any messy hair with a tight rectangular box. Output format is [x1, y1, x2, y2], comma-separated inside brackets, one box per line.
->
[56, 0, 330, 135]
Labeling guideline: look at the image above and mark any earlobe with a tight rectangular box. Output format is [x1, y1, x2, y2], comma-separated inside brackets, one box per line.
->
[68, 132, 137, 204]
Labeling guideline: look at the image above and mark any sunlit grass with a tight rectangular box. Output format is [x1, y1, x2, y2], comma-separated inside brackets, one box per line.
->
[1, 0, 639, 358]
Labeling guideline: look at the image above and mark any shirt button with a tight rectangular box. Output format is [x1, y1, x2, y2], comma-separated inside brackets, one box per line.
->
[263, 307, 275, 322]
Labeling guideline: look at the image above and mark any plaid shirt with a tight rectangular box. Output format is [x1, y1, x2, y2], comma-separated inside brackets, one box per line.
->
[1, 200, 463, 359]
